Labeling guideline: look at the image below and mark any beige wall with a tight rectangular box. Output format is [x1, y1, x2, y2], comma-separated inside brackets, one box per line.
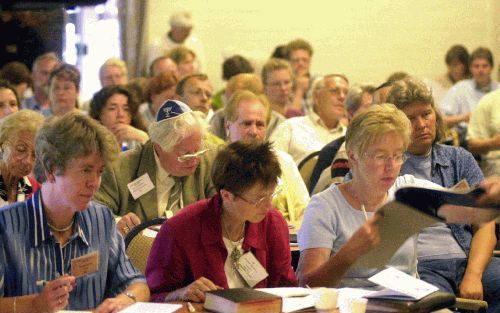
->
[146, 0, 499, 90]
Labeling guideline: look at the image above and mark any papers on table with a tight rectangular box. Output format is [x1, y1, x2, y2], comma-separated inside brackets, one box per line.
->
[258, 268, 439, 312]
[118, 302, 182, 313]
[368, 267, 438, 300]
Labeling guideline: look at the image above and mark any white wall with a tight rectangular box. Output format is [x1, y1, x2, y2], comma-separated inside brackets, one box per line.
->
[146, 0, 499, 90]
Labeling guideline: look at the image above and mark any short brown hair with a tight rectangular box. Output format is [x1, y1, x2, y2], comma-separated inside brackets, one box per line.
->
[386, 77, 446, 142]
[176, 73, 208, 96]
[222, 55, 254, 81]
[470, 47, 494, 67]
[211, 141, 281, 195]
[167, 46, 196, 65]
[285, 38, 313, 58]
[49, 63, 81, 91]
[34, 113, 119, 183]
[261, 58, 292, 85]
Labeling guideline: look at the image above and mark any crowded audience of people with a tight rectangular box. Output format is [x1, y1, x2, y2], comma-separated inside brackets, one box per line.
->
[1, 8, 500, 313]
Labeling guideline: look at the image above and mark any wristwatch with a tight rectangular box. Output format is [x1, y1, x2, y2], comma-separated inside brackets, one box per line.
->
[124, 291, 137, 303]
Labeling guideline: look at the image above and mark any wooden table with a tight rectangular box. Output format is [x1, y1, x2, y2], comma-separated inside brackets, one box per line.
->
[170, 301, 453, 313]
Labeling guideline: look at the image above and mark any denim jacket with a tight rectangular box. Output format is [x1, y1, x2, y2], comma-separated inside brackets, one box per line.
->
[401, 144, 484, 256]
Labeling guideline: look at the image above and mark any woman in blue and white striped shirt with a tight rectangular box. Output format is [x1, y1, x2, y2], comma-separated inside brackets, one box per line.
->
[0, 113, 149, 312]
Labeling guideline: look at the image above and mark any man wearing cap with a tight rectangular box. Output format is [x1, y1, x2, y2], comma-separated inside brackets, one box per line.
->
[148, 11, 206, 73]
[94, 100, 217, 236]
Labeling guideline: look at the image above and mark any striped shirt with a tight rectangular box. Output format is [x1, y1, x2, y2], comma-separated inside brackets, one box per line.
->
[0, 191, 145, 310]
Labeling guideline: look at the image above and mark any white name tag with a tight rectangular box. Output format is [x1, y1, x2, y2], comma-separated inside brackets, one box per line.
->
[237, 251, 268, 287]
[127, 173, 155, 200]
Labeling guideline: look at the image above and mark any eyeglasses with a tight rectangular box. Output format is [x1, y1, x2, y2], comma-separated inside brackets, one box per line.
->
[235, 186, 282, 207]
[177, 149, 210, 162]
[364, 153, 408, 166]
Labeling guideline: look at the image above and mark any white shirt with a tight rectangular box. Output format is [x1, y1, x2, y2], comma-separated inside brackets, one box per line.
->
[147, 33, 206, 72]
[273, 150, 310, 224]
[467, 89, 500, 175]
[154, 151, 181, 217]
[270, 112, 346, 164]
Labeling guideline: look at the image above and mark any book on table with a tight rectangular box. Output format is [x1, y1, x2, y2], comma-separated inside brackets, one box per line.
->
[204, 288, 282, 313]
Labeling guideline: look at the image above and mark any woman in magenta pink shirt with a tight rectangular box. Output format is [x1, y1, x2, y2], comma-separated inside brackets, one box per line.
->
[146, 141, 297, 302]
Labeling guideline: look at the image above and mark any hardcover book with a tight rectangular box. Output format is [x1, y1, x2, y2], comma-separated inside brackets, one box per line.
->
[204, 288, 282, 313]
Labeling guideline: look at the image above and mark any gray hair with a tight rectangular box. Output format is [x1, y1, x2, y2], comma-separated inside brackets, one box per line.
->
[311, 73, 349, 93]
[34, 113, 119, 183]
[148, 110, 206, 152]
[345, 84, 376, 115]
[33, 52, 60, 71]
[0, 110, 44, 147]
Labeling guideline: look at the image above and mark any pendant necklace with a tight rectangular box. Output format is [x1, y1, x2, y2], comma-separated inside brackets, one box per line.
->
[222, 217, 245, 270]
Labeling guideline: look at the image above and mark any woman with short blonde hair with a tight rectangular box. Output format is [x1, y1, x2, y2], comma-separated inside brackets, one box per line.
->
[298, 104, 436, 288]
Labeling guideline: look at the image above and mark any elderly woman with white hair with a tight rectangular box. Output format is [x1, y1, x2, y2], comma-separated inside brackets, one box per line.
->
[94, 99, 218, 236]
[0, 110, 44, 207]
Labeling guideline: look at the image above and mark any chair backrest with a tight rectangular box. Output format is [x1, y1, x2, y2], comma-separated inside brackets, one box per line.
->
[124, 217, 166, 273]
[298, 151, 320, 190]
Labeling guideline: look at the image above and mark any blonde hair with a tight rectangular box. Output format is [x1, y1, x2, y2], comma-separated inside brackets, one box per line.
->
[225, 90, 270, 123]
[99, 58, 128, 82]
[225, 73, 263, 98]
[346, 103, 411, 156]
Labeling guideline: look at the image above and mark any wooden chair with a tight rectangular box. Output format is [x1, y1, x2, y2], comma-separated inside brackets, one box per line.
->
[124, 217, 166, 273]
[298, 151, 320, 191]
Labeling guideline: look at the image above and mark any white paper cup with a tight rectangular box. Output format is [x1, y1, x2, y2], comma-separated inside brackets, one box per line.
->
[351, 298, 368, 313]
[315, 288, 339, 311]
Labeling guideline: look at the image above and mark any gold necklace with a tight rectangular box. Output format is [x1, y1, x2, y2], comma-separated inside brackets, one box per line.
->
[47, 217, 75, 233]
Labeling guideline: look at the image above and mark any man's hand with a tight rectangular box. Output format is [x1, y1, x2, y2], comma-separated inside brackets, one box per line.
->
[117, 212, 141, 237]
[459, 273, 484, 300]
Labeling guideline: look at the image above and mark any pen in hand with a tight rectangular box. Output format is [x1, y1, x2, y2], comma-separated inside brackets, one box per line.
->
[187, 301, 196, 312]
[361, 204, 368, 220]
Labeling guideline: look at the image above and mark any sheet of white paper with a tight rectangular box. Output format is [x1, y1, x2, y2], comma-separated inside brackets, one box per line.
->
[368, 267, 438, 300]
[118, 302, 182, 313]
[282, 294, 318, 312]
[256, 287, 316, 298]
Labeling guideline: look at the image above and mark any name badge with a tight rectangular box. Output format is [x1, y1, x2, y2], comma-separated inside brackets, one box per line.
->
[127, 173, 155, 200]
[71, 251, 99, 278]
[236, 251, 269, 287]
